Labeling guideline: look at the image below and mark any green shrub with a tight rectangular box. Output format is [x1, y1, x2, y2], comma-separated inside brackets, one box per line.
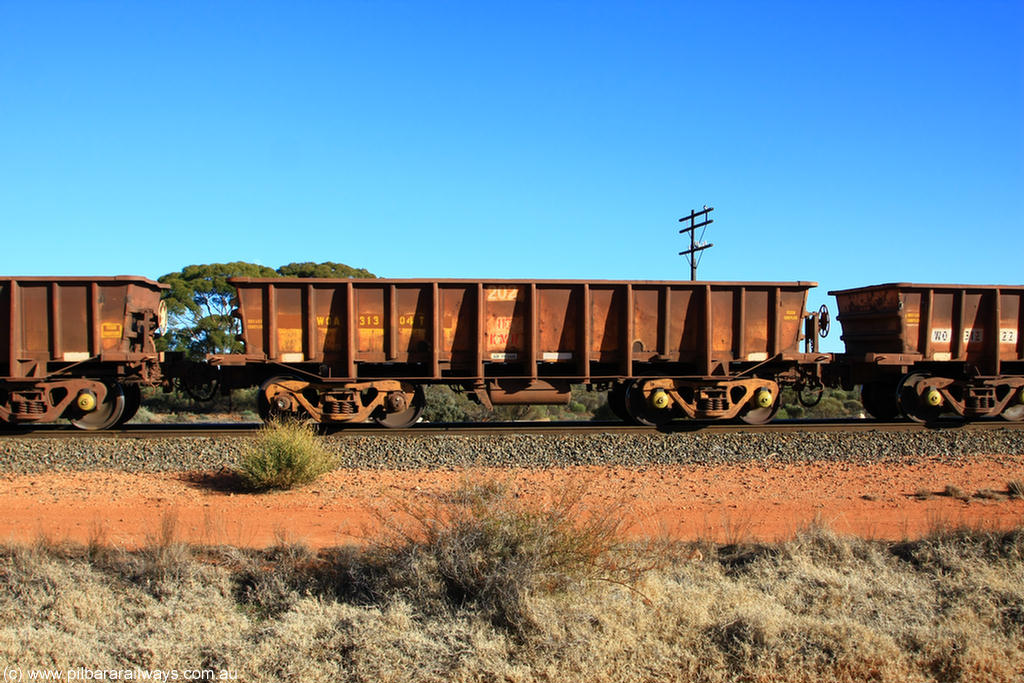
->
[234, 420, 337, 491]
[778, 387, 864, 419]
[139, 385, 258, 416]
[780, 404, 804, 419]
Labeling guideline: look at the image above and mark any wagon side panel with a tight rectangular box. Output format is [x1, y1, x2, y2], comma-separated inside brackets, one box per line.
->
[832, 286, 904, 355]
[313, 284, 345, 365]
[483, 284, 526, 366]
[779, 286, 810, 353]
[537, 284, 579, 367]
[710, 287, 735, 359]
[0, 282, 8, 377]
[668, 286, 699, 367]
[97, 282, 129, 353]
[589, 285, 626, 375]
[236, 284, 267, 358]
[20, 283, 50, 370]
[1000, 291, 1023, 363]
[440, 284, 476, 373]
[631, 286, 660, 362]
[58, 285, 90, 361]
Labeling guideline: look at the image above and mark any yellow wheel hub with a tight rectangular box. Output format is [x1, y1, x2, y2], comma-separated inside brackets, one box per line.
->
[76, 392, 97, 412]
[755, 389, 774, 409]
[649, 390, 670, 410]
[925, 388, 943, 407]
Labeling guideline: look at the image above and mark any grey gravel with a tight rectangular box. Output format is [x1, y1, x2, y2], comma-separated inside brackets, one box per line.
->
[2, 428, 1024, 474]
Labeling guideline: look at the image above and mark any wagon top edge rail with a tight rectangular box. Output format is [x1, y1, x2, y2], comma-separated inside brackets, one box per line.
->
[829, 283, 1024, 295]
[230, 277, 819, 287]
[0, 276, 168, 289]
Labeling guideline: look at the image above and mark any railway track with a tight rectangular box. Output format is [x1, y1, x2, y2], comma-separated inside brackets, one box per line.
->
[3, 418, 1023, 439]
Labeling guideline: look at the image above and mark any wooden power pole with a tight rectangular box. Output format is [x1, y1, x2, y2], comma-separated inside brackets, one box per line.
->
[678, 206, 714, 281]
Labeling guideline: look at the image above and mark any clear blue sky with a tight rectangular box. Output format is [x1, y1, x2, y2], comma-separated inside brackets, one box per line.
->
[2, 0, 1021, 337]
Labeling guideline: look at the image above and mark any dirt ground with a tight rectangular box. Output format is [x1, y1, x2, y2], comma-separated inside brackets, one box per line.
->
[2, 456, 1023, 549]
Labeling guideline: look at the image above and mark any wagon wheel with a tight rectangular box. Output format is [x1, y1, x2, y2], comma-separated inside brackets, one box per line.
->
[737, 390, 781, 425]
[256, 391, 273, 422]
[116, 384, 143, 426]
[606, 382, 632, 422]
[70, 382, 126, 431]
[860, 381, 901, 420]
[624, 381, 674, 427]
[257, 377, 280, 422]
[257, 375, 312, 423]
[897, 373, 943, 424]
[179, 366, 219, 401]
[374, 384, 425, 428]
[1000, 388, 1024, 422]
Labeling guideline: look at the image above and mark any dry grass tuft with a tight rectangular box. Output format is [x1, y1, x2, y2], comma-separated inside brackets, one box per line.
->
[362, 476, 660, 635]
[941, 484, 971, 502]
[974, 488, 1007, 501]
[2, 482, 1023, 682]
[234, 420, 337, 491]
[1008, 479, 1024, 499]
[913, 488, 935, 501]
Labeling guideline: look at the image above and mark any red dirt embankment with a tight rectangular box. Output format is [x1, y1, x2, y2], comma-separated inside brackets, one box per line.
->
[2, 457, 1022, 549]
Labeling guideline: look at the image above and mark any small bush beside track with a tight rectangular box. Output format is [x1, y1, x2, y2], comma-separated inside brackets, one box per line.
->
[234, 420, 337, 491]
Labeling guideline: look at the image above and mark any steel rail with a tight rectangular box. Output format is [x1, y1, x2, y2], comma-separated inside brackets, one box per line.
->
[2, 418, 1023, 439]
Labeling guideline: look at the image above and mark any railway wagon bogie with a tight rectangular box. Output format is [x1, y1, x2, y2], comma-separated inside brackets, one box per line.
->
[830, 283, 1024, 422]
[256, 375, 426, 427]
[219, 277, 826, 427]
[0, 276, 167, 430]
[618, 376, 782, 425]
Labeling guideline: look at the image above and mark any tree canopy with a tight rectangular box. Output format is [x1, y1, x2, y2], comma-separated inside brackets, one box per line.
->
[277, 261, 374, 278]
[158, 261, 375, 356]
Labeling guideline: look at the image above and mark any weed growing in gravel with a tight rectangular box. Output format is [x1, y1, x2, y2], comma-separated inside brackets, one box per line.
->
[234, 420, 337, 491]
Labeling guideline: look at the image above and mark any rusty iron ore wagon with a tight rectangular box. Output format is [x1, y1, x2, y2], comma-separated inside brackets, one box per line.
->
[829, 283, 1024, 422]
[210, 278, 830, 427]
[0, 276, 167, 429]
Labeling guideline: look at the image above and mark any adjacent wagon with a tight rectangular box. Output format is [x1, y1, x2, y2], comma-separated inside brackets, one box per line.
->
[212, 278, 828, 426]
[0, 276, 167, 429]
[829, 283, 1024, 421]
